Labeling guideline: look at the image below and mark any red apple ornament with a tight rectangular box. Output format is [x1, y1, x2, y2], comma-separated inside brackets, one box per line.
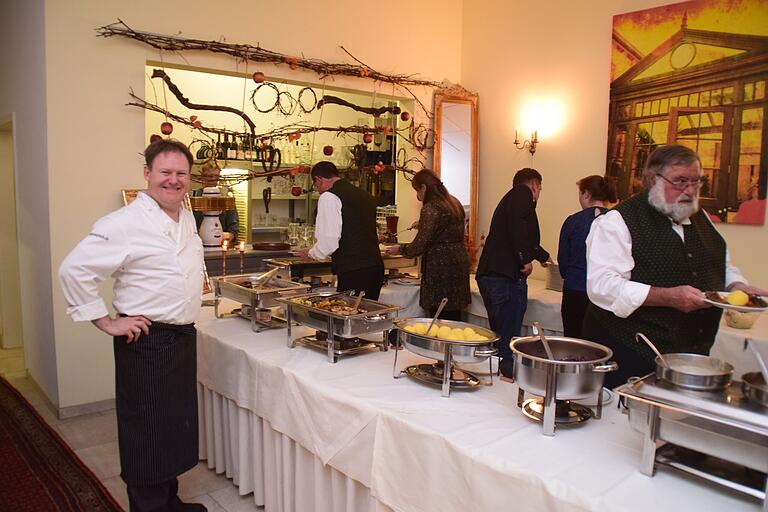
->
[291, 185, 302, 196]
[160, 122, 173, 135]
[400, 111, 410, 122]
[252, 71, 265, 83]
[323, 145, 334, 156]
[363, 133, 373, 144]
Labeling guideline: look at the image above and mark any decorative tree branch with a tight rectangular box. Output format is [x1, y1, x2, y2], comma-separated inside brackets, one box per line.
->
[97, 20, 441, 87]
[317, 95, 401, 117]
[151, 69, 256, 135]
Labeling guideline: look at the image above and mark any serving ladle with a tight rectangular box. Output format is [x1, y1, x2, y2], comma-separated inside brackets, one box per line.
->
[352, 290, 366, 312]
[532, 321, 555, 361]
[635, 332, 669, 367]
[426, 297, 449, 337]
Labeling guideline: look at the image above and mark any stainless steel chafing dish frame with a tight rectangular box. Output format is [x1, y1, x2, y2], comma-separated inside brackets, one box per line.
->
[392, 318, 499, 397]
[212, 273, 310, 332]
[276, 291, 402, 363]
[616, 374, 768, 508]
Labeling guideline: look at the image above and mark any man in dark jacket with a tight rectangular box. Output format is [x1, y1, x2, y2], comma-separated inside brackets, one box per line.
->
[476, 168, 551, 375]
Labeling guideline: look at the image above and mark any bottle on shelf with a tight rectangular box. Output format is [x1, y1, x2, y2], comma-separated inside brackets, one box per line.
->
[244, 135, 253, 161]
[236, 136, 245, 160]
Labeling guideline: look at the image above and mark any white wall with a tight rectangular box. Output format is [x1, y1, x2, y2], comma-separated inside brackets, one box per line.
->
[0, 0, 59, 403]
[462, 0, 768, 283]
[41, 0, 462, 408]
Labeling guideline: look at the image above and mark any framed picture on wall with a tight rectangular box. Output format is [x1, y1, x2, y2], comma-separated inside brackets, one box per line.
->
[607, 0, 768, 225]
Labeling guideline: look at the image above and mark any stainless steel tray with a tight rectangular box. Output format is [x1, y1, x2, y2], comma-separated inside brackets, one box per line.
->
[393, 318, 498, 364]
[212, 273, 310, 332]
[277, 291, 401, 339]
[616, 374, 768, 504]
[264, 257, 334, 280]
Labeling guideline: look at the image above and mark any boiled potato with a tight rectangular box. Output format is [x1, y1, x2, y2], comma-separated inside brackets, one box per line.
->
[450, 327, 465, 340]
[727, 290, 749, 306]
[413, 323, 427, 335]
[437, 325, 453, 339]
[427, 325, 439, 337]
[403, 324, 417, 334]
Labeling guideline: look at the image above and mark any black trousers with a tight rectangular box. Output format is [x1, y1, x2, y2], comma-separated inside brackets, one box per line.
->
[560, 288, 590, 339]
[114, 322, 198, 486]
[337, 264, 384, 300]
[127, 477, 178, 512]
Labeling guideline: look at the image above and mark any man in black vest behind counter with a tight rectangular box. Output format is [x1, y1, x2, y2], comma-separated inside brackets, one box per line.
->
[295, 161, 384, 299]
[584, 144, 768, 388]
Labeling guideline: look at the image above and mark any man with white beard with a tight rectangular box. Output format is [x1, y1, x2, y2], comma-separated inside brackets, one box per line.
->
[583, 144, 767, 387]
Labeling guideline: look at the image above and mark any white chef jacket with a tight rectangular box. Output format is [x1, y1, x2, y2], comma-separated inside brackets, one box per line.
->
[585, 209, 747, 319]
[308, 191, 342, 261]
[59, 192, 205, 325]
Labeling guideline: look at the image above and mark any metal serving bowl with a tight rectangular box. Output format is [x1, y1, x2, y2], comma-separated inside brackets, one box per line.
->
[393, 319, 499, 364]
[741, 372, 768, 408]
[510, 336, 618, 400]
[654, 353, 733, 391]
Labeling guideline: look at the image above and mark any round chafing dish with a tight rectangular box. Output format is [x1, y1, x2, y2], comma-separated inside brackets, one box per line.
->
[393, 318, 499, 364]
[741, 372, 768, 408]
[510, 336, 618, 401]
[393, 319, 499, 397]
[654, 354, 733, 391]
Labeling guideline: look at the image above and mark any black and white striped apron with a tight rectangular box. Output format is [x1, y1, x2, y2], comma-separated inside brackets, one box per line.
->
[113, 322, 198, 486]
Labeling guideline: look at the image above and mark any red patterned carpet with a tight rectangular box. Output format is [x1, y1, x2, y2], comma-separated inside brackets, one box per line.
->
[0, 376, 123, 511]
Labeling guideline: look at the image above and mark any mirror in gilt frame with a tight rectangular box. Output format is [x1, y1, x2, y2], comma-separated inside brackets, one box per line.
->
[433, 86, 479, 260]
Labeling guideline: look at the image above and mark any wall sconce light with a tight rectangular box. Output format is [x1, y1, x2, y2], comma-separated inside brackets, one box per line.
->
[514, 130, 538, 155]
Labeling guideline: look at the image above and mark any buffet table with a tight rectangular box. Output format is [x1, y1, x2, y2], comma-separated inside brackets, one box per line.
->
[196, 304, 762, 512]
[383, 277, 767, 377]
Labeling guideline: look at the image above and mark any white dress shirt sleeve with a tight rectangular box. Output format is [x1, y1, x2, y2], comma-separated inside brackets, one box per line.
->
[59, 214, 131, 322]
[586, 210, 650, 318]
[308, 192, 342, 261]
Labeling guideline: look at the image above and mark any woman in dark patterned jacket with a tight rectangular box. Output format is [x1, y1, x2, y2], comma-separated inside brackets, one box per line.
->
[387, 170, 470, 320]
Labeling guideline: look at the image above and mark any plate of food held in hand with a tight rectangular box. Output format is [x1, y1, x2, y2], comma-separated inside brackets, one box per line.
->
[704, 290, 768, 313]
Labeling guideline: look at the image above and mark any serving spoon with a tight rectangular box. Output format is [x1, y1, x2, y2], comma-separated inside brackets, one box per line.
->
[352, 291, 366, 312]
[635, 332, 669, 367]
[426, 298, 449, 337]
[533, 321, 555, 360]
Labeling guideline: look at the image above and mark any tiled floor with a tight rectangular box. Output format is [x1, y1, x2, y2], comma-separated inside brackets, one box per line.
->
[5, 375, 263, 512]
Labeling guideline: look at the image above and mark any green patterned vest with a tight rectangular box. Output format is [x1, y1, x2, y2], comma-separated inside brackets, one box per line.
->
[328, 179, 383, 274]
[588, 192, 725, 363]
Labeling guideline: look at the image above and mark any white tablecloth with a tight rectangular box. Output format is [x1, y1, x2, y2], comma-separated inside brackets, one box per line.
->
[196, 306, 762, 512]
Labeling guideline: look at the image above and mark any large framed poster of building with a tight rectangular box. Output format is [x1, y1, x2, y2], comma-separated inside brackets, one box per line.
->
[608, 0, 768, 224]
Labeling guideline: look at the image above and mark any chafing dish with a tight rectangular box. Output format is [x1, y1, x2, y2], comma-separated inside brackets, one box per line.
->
[212, 273, 309, 332]
[392, 319, 498, 397]
[264, 257, 334, 281]
[276, 291, 401, 363]
[654, 353, 734, 391]
[617, 374, 768, 507]
[510, 336, 618, 436]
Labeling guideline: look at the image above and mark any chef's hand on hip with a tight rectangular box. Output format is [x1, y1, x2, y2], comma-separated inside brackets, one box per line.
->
[520, 262, 533, 277]
[92, 315, 151, 343]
